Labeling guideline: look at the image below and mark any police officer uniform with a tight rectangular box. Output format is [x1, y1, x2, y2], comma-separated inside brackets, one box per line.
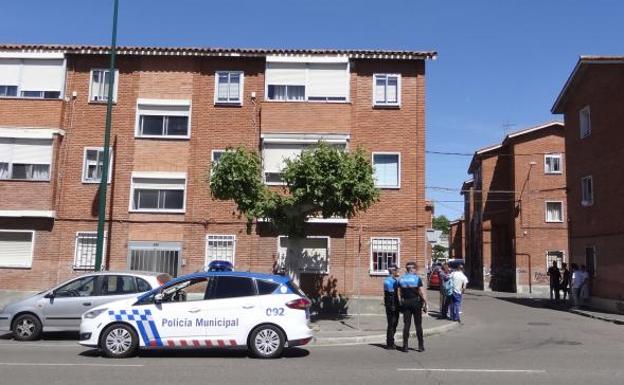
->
[383, 265, 400, 349]
[398, 266, 426, 352]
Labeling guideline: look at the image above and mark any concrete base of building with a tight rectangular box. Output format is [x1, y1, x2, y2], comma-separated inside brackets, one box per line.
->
[516, 285, 550, 297]
[587, 296, 624, 315]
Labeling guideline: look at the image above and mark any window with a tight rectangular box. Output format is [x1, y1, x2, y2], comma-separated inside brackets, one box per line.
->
[89, 69, 119, 102]
[0, 58, 64, 99]
[136, 278, 152, 292]
[277, 236, 329, 274]
[257, 279, 280, 295]
[546, 251, 564, 269]
[373, 74, 401, 106]
[545, 201, 563, 223]
[162, 277, 210, 302]
[130, 173, 186, 212]
[544, 154, 562, 174]
[212, 276, 256, 299]
[210, 150, 225, 176]
[82, 148, 113, 183]
[265, 61, 349, 102]
[74, 231, 107, 270]
[581, 176, 593, 206]
[585, 246, 596, 277]
[0, 138, 52, 181]
[579, 106, 591, 138]
[215, 71, 243, 104]
[372, 153, 400, 188]
[0, 230, 34, 268]
[135, 100, 191, 138]
[55, 276, 97, 298]
[370, 238, 400, 274]
[262, 140, 347, 184]
[205, 235, 236, 268]
[128, 241, 181, 277]
[100, 275, 138, 296]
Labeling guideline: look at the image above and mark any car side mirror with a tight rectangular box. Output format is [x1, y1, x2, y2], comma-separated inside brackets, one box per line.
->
[154, 293, 163, 304]
[44, 291, 55, 299]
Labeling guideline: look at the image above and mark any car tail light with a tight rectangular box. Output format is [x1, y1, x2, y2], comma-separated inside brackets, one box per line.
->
[286, 298, 311, 310]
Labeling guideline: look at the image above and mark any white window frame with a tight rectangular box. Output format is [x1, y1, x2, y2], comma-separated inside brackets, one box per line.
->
[0, 56, 66, 100]
[544, 153, 563, 174]
[276, 235, 330, 274]
[581, 175, 594, 207]
[88, 68, 119, 103]
[81, 147, 113, 184]
[545, 250, 565, 270]
[373, 73, 401, 107]
[73, 231, 107, 270]
[372, 152, 401, 189]
[0, 137, 53, 182]
[0, 229, 35, 268]
[369, 237, 400, 276]
[210, 149, 225, 176]
[134, 99, 192, 140]
[129, 172, 187, 214]
[205, 234, 236, 268]
[579, 105, 591, 139]
[214, 71, 244, 105]
[545, 201, 564, 223]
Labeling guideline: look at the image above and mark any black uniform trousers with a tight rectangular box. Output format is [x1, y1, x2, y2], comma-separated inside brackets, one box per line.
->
[402, 298, 424, 349]
[385, 305, 399, 346]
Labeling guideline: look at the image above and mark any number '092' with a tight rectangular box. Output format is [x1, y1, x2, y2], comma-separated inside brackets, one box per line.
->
[266, 307, 285, 316]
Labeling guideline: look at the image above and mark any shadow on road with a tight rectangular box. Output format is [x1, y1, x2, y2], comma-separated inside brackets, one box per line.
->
[0, 331, 79, 341]
[495, 296, 573, 313]
[79, 347, 310, 359]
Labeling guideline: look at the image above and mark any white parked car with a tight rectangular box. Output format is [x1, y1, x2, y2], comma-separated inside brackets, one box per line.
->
[0, 271, 161, 340]
[79, 271, 313, 359]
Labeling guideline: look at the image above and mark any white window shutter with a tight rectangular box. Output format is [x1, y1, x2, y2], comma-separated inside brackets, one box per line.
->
[132, 178, 185, 190]
[0, 59, 21, 86]
[19, 59, 65, 92]
[307, 63, 348, 98]
[10, 139, 53, 164]
[0, 232, 34, 268]
[265, 62, 307, 85]
[263, 144, 306, 173]
[0, 139, 13, 163]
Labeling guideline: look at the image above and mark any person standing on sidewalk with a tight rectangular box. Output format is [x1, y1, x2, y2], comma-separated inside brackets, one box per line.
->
[449, 265, 468, 323]
[438, 263, 452, 319]
[571, 263, 584, 308]
[561, 263, 571, 301]
[547, 261, 561, 301]
[383, 264, 401, 350]
[398, 262, 428, 352]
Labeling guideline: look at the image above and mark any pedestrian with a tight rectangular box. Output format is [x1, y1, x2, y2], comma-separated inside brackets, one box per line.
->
[449, 265, 468, 323]
[547, 260, 561, 301]
[156, 273, 172, 286]
[438, 263, 452, 319]
[579, 265, 590, 307]
[561, 262, 571, 301]
[570, 263, 583, 308]
[383, 264, 401, 349]
[398, 262, 428, 352]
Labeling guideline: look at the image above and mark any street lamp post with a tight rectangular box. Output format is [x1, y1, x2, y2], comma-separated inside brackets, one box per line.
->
[94, 0, 119, 271]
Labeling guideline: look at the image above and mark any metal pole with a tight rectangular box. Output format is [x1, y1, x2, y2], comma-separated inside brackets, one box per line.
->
[94, 0, 119, 271]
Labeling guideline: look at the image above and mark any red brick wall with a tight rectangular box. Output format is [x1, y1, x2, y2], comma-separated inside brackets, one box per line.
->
[561, 65, 624, 301]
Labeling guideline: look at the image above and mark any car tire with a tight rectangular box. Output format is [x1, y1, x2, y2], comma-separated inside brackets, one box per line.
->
[12, 313, 42, 341]
[249, 324, 286, 359]
[100, 323, 139, 359]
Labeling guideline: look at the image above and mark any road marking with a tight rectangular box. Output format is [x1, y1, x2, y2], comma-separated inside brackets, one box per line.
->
[0, 362, 143, 367]
[397, 368, 546, 374]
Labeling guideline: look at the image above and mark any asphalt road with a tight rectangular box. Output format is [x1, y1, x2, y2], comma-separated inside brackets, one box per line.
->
[1, 291, 623, 385]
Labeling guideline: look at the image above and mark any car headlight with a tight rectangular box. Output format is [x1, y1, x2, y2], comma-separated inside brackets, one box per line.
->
[84, 308, 108, 319]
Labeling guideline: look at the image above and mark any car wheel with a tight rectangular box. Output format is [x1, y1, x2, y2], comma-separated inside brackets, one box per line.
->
[100, 324, 139, 359]
[249, 324, 285, 359]
[12, 314, 42, 341]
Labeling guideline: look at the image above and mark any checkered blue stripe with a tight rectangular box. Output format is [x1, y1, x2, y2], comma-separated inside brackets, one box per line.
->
[108, 309, 162, 346]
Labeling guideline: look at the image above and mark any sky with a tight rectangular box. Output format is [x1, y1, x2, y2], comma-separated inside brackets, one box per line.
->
[2, 0, 622, 219]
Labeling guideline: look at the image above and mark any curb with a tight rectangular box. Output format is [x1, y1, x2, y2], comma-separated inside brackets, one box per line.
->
[569, 309, 624, 325]
[310, 322, 459, 346]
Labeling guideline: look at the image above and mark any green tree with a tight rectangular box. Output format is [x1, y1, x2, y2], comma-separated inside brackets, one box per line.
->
[432, 215, 450, 235]
[432, 244, 448, 261]
[209, 143, 380, 237]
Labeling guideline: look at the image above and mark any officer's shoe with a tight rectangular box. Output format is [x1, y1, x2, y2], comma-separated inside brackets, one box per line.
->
[399, 346, 409, 353]
[417, 345, 425, 352]
[385, 344, 396, 350]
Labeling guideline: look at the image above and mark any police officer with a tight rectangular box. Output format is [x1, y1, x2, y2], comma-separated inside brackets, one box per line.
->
[398, 261, 428, 352]
[383, 264, 401, 349]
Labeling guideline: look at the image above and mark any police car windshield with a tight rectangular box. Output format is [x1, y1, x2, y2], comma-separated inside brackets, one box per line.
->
[163, 280, 191, 296]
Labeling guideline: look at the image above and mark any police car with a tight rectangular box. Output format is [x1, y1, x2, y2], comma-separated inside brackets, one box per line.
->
[79, 271, 313, 359]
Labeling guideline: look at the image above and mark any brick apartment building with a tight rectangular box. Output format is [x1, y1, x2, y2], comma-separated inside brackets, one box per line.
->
[552, 56, 624, 313]
[0, 44, 435, 297]
[463, 122, 568, 294]
[448, 219, 464, 260]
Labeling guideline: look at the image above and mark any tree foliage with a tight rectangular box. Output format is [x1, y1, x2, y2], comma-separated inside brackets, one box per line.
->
[209, 143, 380, 236]
[432, 215, 450, 235]
[432, 244, 448, 261]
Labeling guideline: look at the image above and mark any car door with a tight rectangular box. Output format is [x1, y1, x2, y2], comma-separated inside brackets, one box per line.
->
[204, 275, 260, 345]
[136, 277, 211, 346]
[40, 275, 98, 330]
